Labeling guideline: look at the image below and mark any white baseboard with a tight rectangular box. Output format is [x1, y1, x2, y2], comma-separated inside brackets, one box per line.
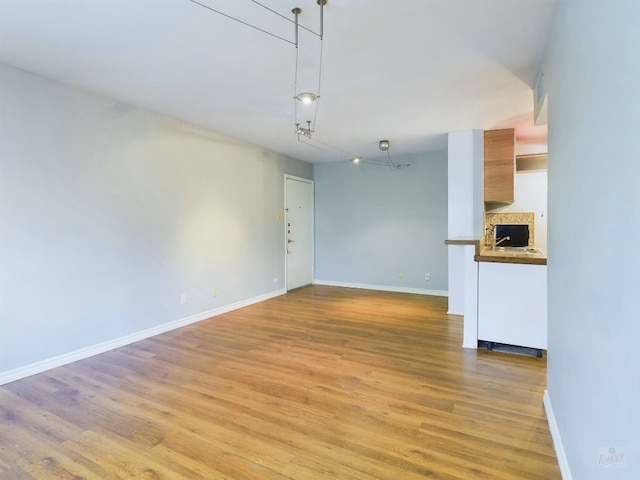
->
[544, 390, 573, 480]
[0, 289, 286, 386]
[314, 279, 447, 297]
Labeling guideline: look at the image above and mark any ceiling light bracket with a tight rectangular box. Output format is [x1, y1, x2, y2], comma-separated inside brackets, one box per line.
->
[296, 121, 314, 140]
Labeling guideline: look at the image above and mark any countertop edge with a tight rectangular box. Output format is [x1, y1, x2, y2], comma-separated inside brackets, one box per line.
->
[474, 252, 547, 266]
[445, 238, 482, 255]
[446, 238, 548, 265]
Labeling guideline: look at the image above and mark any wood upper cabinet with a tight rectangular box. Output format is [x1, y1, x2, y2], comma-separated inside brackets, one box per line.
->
[484, 128, 515, 205]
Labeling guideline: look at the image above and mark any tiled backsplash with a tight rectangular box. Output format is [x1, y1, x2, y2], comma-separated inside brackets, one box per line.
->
[485, 212, 535, 246]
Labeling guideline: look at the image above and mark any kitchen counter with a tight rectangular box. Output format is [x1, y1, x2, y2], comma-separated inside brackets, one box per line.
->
[475, 246, 547, 265]
[477, 260, 547, 350]
[445, 238, 548, 350]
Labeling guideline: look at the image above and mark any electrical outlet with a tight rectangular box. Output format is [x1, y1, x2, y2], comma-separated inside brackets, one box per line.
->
[425, 273, 431, 281]
[212, 287, 218, 297]
[180, 293, 187, 304]
[397, 270, 403, 278]
[273, 277, 279, 284]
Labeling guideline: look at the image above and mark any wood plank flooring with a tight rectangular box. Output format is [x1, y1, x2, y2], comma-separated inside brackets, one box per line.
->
[0, 285, 560, 479]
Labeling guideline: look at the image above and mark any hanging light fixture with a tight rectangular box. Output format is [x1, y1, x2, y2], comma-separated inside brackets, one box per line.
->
[294, 92, 320, 104]
[378, 140, 410, 169]
[292, 1, 326, 139]
[187, 0, 327, 140]
[349, 140, 411, 170]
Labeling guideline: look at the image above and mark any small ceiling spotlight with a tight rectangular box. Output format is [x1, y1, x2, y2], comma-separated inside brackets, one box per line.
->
[351, 156, 361, 163]
[294, 92, 320, 104]
[379, 140, 390, 151]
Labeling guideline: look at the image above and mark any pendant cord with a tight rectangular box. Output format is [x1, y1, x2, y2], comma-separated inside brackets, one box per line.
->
[188, 0, 295, 45]
[312, 34, 324, 130]
[250, 0, 321, 37]
[293, 8, 300, 131]
[312, 0, 325, 130]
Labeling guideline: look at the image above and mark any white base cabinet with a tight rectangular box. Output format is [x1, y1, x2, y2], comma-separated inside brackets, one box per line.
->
[477, 262, 547, 350]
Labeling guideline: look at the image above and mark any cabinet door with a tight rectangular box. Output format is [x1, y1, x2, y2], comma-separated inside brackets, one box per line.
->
[484, 129, 515, 204]
[477, 262, 547, 349]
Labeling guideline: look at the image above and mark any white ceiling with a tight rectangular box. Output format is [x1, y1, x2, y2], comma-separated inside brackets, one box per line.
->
[0, 0, 556, 163]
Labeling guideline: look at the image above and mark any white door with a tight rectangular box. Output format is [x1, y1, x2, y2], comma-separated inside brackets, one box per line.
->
[285, 175, 314, 290]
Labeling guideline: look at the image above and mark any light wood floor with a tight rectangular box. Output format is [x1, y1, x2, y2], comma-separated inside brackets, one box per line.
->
[0, 285, 560, 479]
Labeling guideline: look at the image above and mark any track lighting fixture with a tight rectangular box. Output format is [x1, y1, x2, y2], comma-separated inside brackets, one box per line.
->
[188, 0, 326, 139]
[292, 3, 325, 139]
[349, 140, 411, 170]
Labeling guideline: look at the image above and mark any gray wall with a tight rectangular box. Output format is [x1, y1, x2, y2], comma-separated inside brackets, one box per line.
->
[0, 63, 312, 375]
[545, 1, 639, 478]
[314, 152, 448, 293]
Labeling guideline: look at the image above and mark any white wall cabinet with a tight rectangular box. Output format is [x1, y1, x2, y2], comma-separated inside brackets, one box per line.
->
[477, 262, 547, 349]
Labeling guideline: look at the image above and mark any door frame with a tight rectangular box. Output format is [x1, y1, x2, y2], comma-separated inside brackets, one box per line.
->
[284, 174, 314, 291]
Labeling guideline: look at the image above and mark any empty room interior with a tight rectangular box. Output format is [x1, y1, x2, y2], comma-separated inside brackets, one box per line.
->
[0, 1, 638, 479]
